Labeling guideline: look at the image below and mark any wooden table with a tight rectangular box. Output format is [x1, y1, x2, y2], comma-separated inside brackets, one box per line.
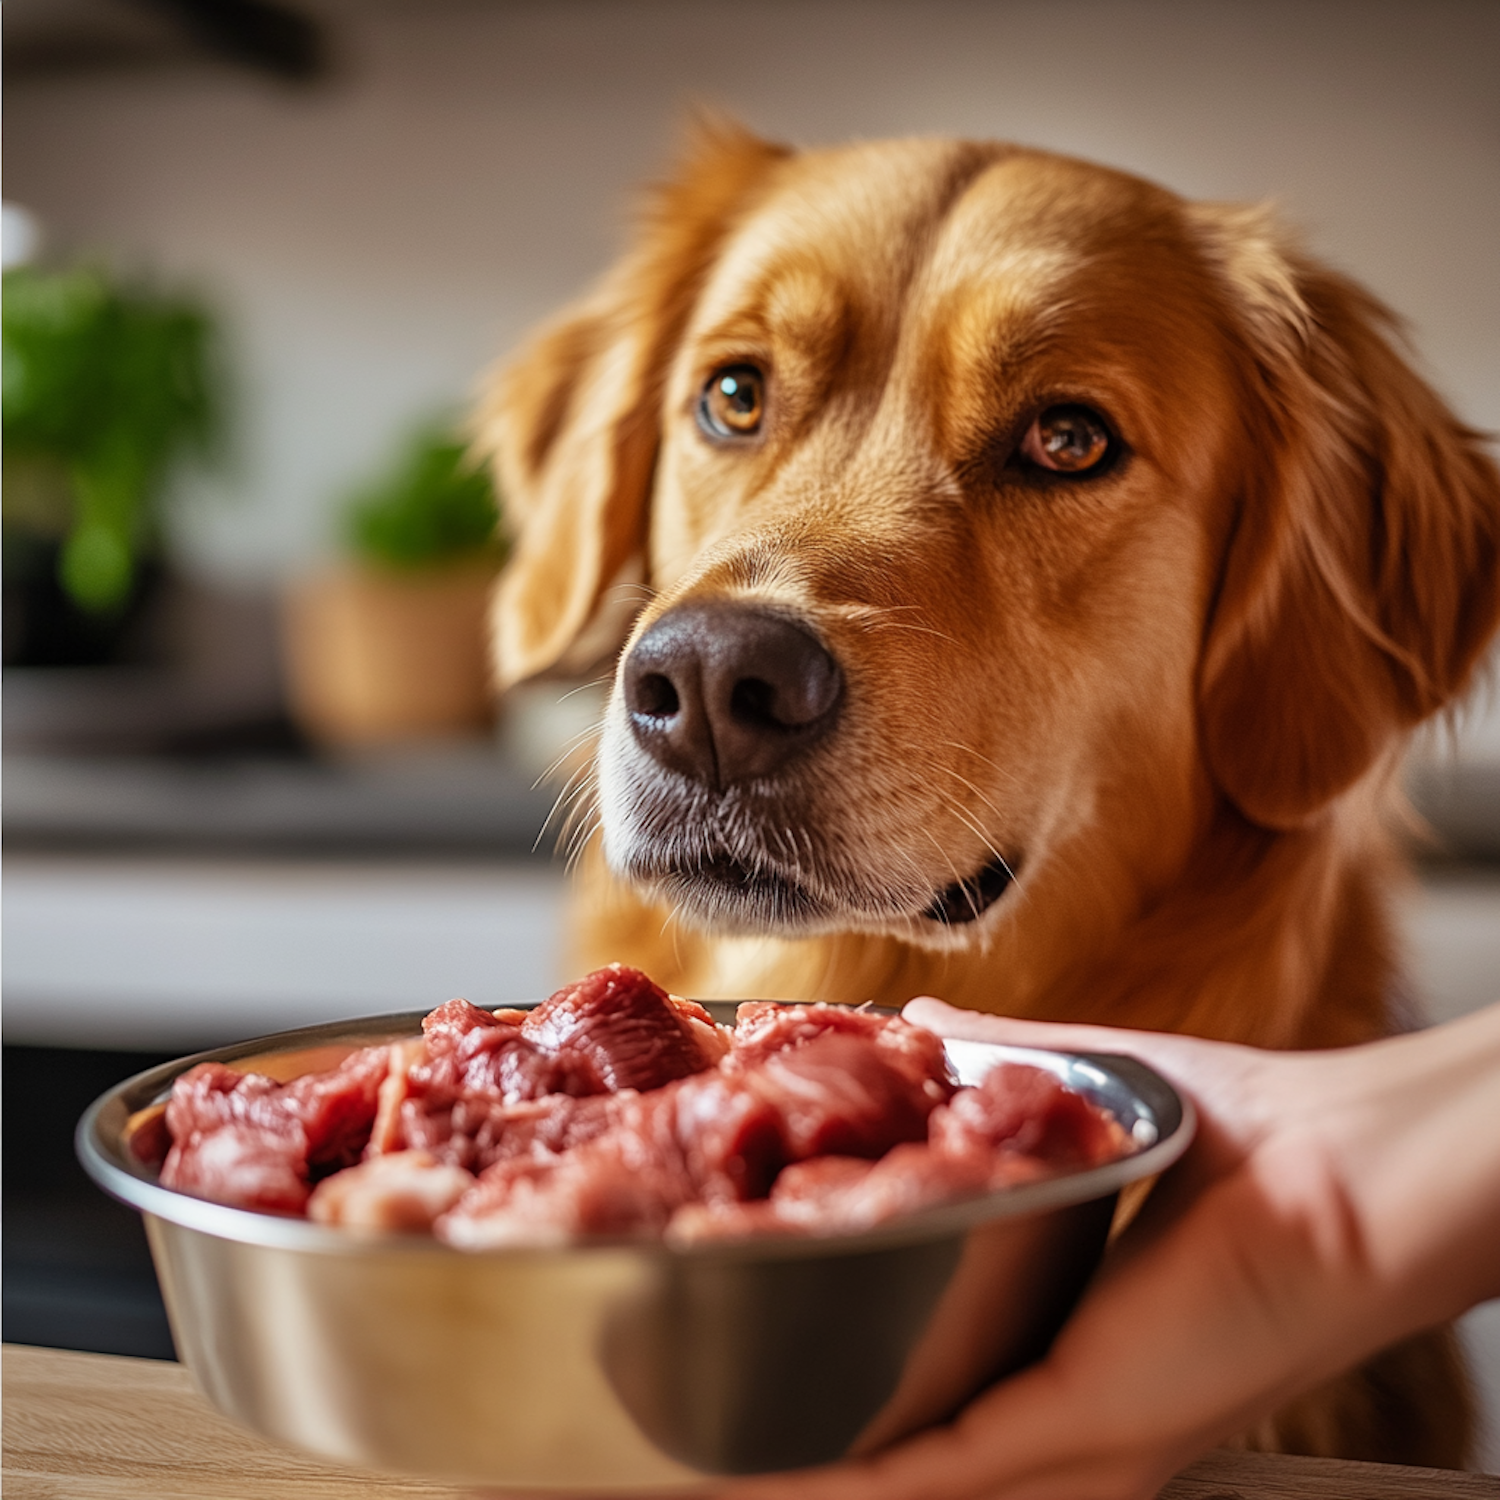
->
[4, 1345, 1495, 1498]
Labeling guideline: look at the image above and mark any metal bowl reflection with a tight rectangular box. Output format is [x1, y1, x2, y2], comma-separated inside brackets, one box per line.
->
[77, 1004, 1194, 1491]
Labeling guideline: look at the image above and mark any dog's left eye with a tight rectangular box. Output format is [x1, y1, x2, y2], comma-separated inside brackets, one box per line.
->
[1020, 406, 1114, 474]
[698, 365, 765, 439]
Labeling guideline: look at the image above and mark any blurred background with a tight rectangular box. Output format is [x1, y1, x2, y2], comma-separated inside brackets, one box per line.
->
[4, 0, 1498, 1466]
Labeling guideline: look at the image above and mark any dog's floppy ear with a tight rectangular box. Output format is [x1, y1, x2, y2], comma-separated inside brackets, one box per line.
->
[474, 122, 789, 688]
[1192, 205, 1500, 829]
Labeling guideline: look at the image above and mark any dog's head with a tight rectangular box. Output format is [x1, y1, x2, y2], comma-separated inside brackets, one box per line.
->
[478, 125, 1500, 949]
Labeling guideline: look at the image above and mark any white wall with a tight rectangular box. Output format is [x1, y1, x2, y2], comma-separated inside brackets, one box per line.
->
[6, 0, 1497, 586]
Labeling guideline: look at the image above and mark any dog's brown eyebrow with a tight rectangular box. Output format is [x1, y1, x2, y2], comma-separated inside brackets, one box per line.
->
[691, 259, 855, 373]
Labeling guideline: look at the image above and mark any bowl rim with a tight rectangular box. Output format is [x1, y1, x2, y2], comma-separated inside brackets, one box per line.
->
[77, 1002, 1197, 1262]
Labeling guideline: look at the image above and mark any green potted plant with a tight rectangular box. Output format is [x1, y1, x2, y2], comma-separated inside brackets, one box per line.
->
[2, 263, 221, 664]
[282, 425, 508, 746]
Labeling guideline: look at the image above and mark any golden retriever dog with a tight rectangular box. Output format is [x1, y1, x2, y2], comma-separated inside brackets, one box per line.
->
[476, 124, 1500, 1466]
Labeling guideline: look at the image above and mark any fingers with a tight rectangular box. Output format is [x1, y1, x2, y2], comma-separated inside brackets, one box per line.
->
[902, 998, 1266, 1109]
[902, 998, 1201, 1069]
[902, 997, 1120, 1049]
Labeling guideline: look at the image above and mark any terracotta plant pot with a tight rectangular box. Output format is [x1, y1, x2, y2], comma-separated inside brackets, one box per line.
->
[282, 561, 497, 747]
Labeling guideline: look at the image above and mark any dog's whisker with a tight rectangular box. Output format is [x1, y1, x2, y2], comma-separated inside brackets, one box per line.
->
[936, 741, 1026, 794]
[555, 807, 597, 867]
[917, 823, 968, 889]
[553, 676, 614, 703]
[537, 757, 597, 832]
[859, 619, 962, 646]
[603, 581, 658, 606]
[938, 794, 1006, 868]
[555, 770, 602, 848]
[547, 713, 611, 760]
[936, 765, 1009, 823]
[915, 829, 965, 928]
[842, 601, 962, 649]
[536, 781, 589, 853]
[561, 814, 603, 874]
[560, 787, 601, 848]
[532, 729, 606, 794]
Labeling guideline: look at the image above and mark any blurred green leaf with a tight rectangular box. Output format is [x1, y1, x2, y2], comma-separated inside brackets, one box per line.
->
[60, 520, 134, 612]
[2, 264, 222, 611]
[344, 426, 505, 571]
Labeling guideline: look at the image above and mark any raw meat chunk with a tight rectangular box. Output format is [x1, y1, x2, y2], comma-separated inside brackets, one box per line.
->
[439, 1078, 758, 1247]
[307, 1150, 475, 1231]
[161, 1115, 312, 1216]
[522, 964, 726, 1092]
[666, 1146, 995, 1242]
[440, 1099, 698, 1247]
[473, 1091, 625, 1160]
[730, 1002, 955, 1103]
[930, 1062, 1128, 1168]
[667, 1066, 1127, 1243]
[436, 1026, 950, 1246]
[161, 1046, 388, 1214]
[387, 968, 725, 1171]
[769, 1146, 996, 1225]
[416, 1000, 580, 1104]
[154, 968, 1130, 1243]
[669, 1068, 791, 1204]
[746, 1031, 943, 1159]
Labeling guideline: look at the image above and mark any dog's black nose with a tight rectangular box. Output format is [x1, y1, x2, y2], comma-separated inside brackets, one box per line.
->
[623, 601, 843, 786]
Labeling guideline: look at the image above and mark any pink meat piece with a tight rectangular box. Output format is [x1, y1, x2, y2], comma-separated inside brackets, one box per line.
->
[522, 964, 725, 1092]
[158, 975, 1129, 1242]
[160, 1047, 388, 1215]
[165, 1063, 301, 1143]
[418, 999, 588, 1102]
[438, 1078, 764, 1247]
[388, 971, 723, 1170]
[161, 1121, 312, 1216]
[769, 1153, 878, 1205]
[399, 1089, 627, 1174]
[387, 1002, 599, 1171]
[479, 1091, 625, 1160]
[778, 1141, 1009, 1221]
[367, 1040, 425, 1156]
[930, 1062, 1129, 1169]
[664, 1155, 870, 1242]
[731, 1003, 955, 1097]
[661, 1069, 787, 1204]
[289, 1047, 394, 1171]
[441, 1092, 702, 1246]
[666, 1145, 995, 1242]
[669, 1067, 1132, 1244]
[744, 1031, 944, 1160]
[307, 1150, 475, 1232]
[436, 1024, 950, 1245]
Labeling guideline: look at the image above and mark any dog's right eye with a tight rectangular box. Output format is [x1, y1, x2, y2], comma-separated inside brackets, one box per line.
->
[698, 365, 765, 440]
[1020, 405, 1115, 475]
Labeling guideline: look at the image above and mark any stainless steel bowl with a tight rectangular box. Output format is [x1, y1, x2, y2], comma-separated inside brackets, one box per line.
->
[78, 1005, 1194, 1491]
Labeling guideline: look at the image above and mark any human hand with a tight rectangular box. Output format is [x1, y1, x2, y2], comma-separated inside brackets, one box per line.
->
[722, 999, 1500, 1500]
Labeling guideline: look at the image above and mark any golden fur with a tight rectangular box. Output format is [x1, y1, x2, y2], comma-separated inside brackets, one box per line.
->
[477, 125, 1500, 1466]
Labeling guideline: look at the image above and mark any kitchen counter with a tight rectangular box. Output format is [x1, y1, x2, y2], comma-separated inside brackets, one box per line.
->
[3, 1344, 1494, 1498]
[2, 852, 567, 1051]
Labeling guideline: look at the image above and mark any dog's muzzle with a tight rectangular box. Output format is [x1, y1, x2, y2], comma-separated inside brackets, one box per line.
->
[603, 599, 1018, 937]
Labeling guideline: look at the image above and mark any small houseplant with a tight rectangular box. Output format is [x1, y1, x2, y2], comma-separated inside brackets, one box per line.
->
[2, 263, 221, 663]
[282, 425, 508, 746]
